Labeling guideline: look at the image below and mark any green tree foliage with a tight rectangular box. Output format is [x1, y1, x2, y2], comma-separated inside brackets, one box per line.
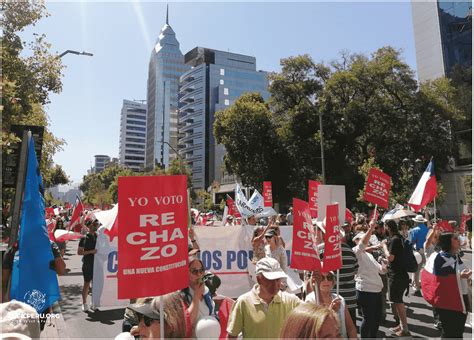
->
[214, 93, 291, 201]
[1, 2, 68, 197]
[79, 159, 193, 206]
[214, 47, 463, 208]
[195, 189, 213, 211]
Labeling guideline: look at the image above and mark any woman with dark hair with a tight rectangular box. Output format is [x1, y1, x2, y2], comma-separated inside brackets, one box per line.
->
[382, 219, 410, 337]
[53, 218, 66, 257]
[422, 232, 472, 338]
[180, 256, 220, 339]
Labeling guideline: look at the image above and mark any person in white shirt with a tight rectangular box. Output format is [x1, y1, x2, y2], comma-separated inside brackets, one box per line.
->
[352, 219, 387, 339]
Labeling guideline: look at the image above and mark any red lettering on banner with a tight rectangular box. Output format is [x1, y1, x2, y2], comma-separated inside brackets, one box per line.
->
[290, 198, 322, 271]
[363, 168, 391, 209]
[308, 180, 321, 219]
[322, 204, 342, 272]
[118, 175, 189, 299]
[263, 181, 273, 207]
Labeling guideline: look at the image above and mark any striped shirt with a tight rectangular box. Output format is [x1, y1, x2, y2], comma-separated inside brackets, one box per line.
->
[319, 242, 359, 309]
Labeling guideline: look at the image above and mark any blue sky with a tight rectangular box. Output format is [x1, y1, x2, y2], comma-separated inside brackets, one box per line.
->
[22, 1, 417, 183]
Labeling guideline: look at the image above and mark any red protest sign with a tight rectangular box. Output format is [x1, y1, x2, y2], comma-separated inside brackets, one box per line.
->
[345, 208, 353, 223]
[437, 220, 454, 232]
[118, 175, 189, 299]
[263, 181, 273, 207]
[226, 195, 241, 218]
[322, 203, 342, 272]
[308, 180, 321, 218]
[290, 198, 321, 271]
[363, 168, 391, 209]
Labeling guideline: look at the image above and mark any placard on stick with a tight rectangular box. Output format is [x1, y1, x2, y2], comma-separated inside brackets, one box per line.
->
[117, 175, 189, 299]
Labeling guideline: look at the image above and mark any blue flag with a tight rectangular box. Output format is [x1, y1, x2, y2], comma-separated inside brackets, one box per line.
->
[10, 135, 60, 312]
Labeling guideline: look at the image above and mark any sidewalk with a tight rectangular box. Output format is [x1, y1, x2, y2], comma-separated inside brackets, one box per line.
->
[40, 301, 69, 339]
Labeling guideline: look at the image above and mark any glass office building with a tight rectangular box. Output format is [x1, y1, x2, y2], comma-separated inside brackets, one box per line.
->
[178, 47, 269, 189]
[412, 0, 472, 82]
[119, 100, 147, 171]
[145, 16, 189, 171]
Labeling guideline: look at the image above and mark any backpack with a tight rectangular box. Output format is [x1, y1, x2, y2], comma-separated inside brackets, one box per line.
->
[402, 238, 418, 273]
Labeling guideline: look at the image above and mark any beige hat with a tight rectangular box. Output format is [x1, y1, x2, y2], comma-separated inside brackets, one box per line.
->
[0, 300, 40, 339]
[255, 257, 287, 280]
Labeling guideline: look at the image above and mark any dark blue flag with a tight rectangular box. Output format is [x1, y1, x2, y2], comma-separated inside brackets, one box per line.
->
[10, 135, 60, 312]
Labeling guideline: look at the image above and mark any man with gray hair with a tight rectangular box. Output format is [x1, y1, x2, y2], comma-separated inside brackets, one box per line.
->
[227, 257, 301, 338]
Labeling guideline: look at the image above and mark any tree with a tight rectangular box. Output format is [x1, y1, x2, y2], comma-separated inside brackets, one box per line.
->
[1, 2, 68, 200]
[214, 47, 463, 208]
[214, 93, 290, 202]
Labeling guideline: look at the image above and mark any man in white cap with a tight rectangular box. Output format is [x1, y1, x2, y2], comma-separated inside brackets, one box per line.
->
[409, 214, 429, 296]
[226, 257, 301, 338]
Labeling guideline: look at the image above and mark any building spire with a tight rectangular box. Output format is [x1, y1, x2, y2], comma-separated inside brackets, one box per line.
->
[166, 4, 169, 25]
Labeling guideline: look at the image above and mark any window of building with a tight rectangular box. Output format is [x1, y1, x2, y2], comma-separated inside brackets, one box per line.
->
[224, 88, 229, 95]
[220, 68, 225, 76]
[220, 79, 224, 85]
[224, 99, 230, 106]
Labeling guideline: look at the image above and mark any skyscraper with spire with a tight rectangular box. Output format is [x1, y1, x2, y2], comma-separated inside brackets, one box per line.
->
[145, 5, 189, 170]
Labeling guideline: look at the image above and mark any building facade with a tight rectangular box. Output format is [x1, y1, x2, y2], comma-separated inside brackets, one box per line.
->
[93, 155, 110, 173]
[119, 99, 147, 171]
[145, 14, 189, 171]
[178, 47, 269, 189]
[412, 0, 472, 82]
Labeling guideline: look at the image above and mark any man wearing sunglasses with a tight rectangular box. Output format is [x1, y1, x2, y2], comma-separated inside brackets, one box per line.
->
[227, 257, 301, 338]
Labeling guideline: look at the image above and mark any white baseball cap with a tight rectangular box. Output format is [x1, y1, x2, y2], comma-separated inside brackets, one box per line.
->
[255, 257, 287, 280]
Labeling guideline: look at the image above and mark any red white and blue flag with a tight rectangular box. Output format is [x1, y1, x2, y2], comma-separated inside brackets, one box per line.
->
[421, 252, 465, 313]
[68, 195, 84, 231]
[408, 160, 437, 212]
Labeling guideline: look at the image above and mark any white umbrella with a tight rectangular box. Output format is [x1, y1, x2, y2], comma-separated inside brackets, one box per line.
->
[381, 208, 416, 222]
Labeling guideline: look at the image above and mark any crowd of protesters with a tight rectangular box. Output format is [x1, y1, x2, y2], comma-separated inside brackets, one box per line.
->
[111, 208, 472, 340]
[1, 202, 472, 339]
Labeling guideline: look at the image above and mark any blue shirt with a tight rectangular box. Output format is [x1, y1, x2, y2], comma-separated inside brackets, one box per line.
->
[409, 224, 429, 250]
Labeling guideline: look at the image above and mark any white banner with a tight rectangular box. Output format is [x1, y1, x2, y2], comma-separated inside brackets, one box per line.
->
[92, 225, 301, 302]
[235, 184, 276, 219]
[195, 225, 300, 298]
[92, 227, 128, 308]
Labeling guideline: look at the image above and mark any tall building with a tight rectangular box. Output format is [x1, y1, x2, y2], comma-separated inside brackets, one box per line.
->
[93, 155, 110, 173]
[119, 99, 147, 171]
[178, 47, 269, 189]
[411, 0, 472, 82]
[145, 8, 189, 171]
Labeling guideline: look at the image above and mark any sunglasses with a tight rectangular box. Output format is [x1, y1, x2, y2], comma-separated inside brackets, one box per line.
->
[321, 273, 335, 281]
[190, 267, 205, 275]
[138, 313, 159, 327]
[265, 235, 273, 239]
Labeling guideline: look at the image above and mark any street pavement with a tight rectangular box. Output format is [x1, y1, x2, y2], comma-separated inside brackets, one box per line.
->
[52, 240, 472, 339]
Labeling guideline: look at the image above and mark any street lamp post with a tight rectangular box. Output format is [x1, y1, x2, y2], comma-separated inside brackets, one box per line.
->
[161, 140, 184, 162]
[308, 96, 326, 184]
[57, 50, 93, 58]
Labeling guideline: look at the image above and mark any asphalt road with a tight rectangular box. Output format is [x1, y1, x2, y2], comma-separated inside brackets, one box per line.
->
[55, 240, 472, 339]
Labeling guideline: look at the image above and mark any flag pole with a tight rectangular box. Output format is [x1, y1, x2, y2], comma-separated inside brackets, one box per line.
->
[433, 197, 437, 222]
[160, 295, 164, 340]
[373, 204, 378, 220]
[336, 269, 340, 296]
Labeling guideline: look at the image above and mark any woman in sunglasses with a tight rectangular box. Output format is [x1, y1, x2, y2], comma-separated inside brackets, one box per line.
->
[305, 271, 358, 339]
[180, 256, 220, 338]
[127, 293, 186, 339]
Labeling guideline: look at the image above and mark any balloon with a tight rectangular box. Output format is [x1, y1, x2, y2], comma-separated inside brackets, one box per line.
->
[195, 316, 221, 339]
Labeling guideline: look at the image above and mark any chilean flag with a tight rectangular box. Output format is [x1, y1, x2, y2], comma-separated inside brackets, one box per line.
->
[68, 195, 84, 230]
[408, 160, 437, 212]
[421, 252, 465, 313]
